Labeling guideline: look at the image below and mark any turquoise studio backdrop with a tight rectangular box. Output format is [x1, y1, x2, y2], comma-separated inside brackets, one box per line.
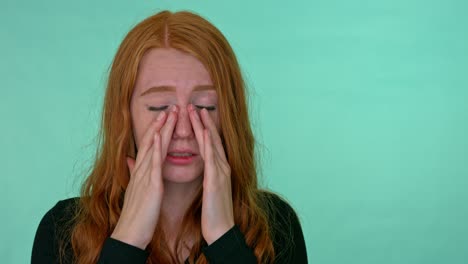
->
[1, 0, 467, 263]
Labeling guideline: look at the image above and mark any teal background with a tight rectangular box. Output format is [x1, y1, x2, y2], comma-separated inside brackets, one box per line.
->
[1, 0, 467, 263]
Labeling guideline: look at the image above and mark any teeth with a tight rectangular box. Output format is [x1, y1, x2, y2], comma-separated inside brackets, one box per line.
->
[169, 152, 193, 157]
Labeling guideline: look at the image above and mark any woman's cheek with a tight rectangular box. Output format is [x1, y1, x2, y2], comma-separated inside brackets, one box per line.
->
[211, 111, 221, 132]
[135, 111, 154, 147]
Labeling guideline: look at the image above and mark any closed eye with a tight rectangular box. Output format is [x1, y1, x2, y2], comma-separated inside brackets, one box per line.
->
[147, 106, 169, 111]
[195, 105, 216, 111]
[147, 105, 216, 111]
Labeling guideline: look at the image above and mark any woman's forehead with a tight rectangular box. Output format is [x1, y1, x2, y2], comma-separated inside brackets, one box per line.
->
[138, 48, 211, 81]
[135, 48, 213, 94]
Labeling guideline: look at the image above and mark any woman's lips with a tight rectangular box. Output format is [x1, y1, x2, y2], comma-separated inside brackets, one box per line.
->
[166, 154, 197, 165]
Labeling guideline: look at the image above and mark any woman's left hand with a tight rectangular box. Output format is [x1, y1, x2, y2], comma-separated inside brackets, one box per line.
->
[188, 104, 235, 245]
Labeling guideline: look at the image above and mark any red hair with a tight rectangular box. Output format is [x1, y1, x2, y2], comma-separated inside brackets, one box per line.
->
[65, 10, 276, 263]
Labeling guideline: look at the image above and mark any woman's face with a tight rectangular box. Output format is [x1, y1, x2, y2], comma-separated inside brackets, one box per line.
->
[130, 48, 220, 183]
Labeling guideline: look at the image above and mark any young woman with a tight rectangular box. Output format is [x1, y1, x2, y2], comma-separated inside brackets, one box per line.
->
[31, 10, 308, 264]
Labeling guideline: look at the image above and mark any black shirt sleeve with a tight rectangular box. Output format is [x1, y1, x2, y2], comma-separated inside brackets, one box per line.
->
[201, 192, 308, 263]
[202, 225, 257, 263]
[97, 237, 149, 264]
[97, 219, 307, 264]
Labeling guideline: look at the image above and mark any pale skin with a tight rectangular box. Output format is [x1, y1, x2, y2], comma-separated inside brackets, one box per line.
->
[111, 48, 234, 261]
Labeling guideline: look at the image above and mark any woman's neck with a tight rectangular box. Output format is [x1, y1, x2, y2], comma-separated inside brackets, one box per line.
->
[160, 176, 202, 231]
[159, 177, 202, 261]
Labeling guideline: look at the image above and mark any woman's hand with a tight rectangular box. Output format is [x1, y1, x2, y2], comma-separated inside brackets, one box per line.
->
[111, 105, 179, 249]
[188, 104, 235, 245]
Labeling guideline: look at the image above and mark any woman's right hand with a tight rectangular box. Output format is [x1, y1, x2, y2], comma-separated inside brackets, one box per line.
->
[110, 105, 179, 249]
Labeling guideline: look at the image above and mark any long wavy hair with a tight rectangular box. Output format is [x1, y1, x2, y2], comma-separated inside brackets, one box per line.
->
[65, 10, 276, 264]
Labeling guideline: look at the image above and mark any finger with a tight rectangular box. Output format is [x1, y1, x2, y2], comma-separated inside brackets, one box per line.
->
[204, 129, 215, 175]
[134, 145, 154, 180]
[199, 108, 227, 161]
[205, 127, 228, 173]
[188, 104, 205, 160]
[134, 111, 167, 167]
[160, 105, 178, 158]
[151, 132, 162, 182]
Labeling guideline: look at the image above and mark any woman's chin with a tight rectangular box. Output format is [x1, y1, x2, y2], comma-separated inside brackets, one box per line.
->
[161, 163, 203, 184]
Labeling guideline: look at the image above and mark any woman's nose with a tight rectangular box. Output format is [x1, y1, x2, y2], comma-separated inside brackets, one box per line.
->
[172, 106, 194, 139]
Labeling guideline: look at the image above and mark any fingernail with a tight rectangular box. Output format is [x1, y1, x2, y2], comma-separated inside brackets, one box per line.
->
[157, 112, 165, 121]
[170, 105, 178, 112]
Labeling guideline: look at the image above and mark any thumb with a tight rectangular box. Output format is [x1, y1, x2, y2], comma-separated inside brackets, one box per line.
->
[126, 156, 136, 175]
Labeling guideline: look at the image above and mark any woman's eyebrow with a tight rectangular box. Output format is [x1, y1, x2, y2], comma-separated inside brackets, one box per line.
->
[140, 85, 215, 96]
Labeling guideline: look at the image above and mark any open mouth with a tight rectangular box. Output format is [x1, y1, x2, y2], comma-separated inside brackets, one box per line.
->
[166, 153, 197, 165]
